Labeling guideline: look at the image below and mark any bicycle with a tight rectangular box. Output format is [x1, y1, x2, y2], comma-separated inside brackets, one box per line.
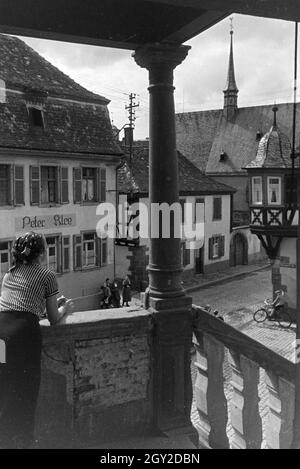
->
[253, 298, 292, 329]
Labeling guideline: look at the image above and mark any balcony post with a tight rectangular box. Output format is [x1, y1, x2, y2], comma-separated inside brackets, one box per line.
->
[265, 371, 295, 448]
[228, 352, 262, 448]
[133, 43, 195, 434]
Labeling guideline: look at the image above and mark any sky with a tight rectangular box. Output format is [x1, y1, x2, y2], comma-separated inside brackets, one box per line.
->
[20, 13, 299, 140]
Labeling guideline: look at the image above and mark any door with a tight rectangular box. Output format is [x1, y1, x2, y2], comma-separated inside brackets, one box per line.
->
[195, 247, 204, 274]
[234, 234, 247, 266]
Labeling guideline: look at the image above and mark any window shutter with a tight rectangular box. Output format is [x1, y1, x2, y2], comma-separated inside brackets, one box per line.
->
[102, 238, 108, 265]
[208, 238, 213, 260]
[100, 168, 106, 202]
[62, 236, 70, 271]
[73, 168, 82, 203]
[73, 234, 82, 270]
[30, 166, 40, 205]
[9, 165, 14, 205]
[14, 166, 25, 205]
[183, 244, 191, 266]
[95, 236, 101, 267]
[219, 236, 225, 258]
[61, 167, 69, 204]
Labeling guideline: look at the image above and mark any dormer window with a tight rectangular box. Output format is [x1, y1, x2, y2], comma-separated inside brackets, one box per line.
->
[267, 176, 281, 205]
[219, 151, 227, 162]
[256, 131, 262, 141]
[28, 106, 45, 128]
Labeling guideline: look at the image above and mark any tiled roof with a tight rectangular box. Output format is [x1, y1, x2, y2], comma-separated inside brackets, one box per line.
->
[0, 34, 106, 103]
[118, 143, 236, 195]
[176, 102, 300, 174]
[246, 124, 295, 169]
[0, 34, 122, 156]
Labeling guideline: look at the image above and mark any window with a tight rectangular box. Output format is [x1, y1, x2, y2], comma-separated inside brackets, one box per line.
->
[73, 167, 106, 204]
[252, 176, 263, 205]
[268, 177, 281, 205]
[43, 236, 59, 273]
[180, 199, 186, 223]
[41, 166, 58, 204]
[181, 242, 191, 267]
[213, 197, 222, 221]
[82, 168, 97, 202]
[28, 106, 44, 128]
[83, 232, 97, 266]
[0, 164, 24, 206]
[0, 241, 12, 278]
[194, 198, 205, 224]
[208, 235, 225, 260]
[73, 232, 107, 270]
[30, 165, 69, 205]
[285, 175, 298, 206]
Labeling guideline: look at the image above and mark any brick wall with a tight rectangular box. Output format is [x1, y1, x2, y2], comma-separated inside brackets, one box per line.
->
[35, 308, 153, 448]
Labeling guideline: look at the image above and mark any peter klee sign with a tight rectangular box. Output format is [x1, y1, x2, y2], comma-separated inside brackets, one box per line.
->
[15, 214, 76, 231]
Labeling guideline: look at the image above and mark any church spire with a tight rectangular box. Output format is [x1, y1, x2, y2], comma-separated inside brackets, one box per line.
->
[223, 18, 239, 120]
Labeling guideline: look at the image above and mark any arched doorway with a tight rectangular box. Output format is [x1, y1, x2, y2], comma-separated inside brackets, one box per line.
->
[230, 233, 248, 266]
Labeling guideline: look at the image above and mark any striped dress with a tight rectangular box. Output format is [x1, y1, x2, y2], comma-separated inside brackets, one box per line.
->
[0, 263, 59, 318]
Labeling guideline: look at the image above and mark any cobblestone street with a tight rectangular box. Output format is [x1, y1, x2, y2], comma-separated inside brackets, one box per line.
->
[190, 267, 295, 360]
[190, 267, 296, 448]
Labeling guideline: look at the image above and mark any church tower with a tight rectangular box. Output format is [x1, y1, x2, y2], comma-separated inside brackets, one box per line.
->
[223, 20, 239, 120]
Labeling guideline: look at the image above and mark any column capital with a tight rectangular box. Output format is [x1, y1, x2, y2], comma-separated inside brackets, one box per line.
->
[133, 42, 190, 72]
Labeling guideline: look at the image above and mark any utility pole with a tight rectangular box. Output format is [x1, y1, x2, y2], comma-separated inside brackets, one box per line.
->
[125, 93, 139, 168]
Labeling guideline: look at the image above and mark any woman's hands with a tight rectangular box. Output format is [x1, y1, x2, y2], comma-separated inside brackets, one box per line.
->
[47, 295, 74, 325]
[58, 298, 74, 317]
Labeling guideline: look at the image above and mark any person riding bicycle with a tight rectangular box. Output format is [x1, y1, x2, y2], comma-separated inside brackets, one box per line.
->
[270, 289, 285, 319]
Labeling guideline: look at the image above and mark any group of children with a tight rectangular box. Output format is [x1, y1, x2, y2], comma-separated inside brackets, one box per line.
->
[100, 275, 132, 309]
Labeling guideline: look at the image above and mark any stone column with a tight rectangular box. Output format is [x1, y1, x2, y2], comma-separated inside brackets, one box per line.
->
[134, 43, 190, 301]
[133, 44, 195, 436]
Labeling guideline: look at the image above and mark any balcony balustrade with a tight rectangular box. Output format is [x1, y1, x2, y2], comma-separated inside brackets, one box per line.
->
[192, 306, 295, 449]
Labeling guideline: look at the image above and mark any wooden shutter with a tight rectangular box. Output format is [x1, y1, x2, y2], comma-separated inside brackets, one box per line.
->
[61, 167, 69, 204]
[30, 166, 40, 205]
[95, 236, 101, 267]
[62, 236, 70, 271]
[73, 168, 82, 203]
[14, 166, 25, 205]
[101, 238, 108, 265]
[9, 165, 14, 205]
[208, 237, 213, 260]
[183, 244, 191, 266]
[219, 235, 225, 258]
[100, 168, 106, 202]
[73, 234, 82, 270]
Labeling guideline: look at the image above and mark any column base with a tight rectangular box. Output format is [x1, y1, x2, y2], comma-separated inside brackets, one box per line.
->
[150, 295, 194, 435]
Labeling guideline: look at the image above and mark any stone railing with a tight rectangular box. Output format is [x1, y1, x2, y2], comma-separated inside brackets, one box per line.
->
[35, 306, 153, 448]
[192, 306, 295, 449]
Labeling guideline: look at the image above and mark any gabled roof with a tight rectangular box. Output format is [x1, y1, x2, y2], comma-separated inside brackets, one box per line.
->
[118, 142, 235, 195]
[176, 102, 300, 174]
[0, 34, 122, 156]
[0, 34, 107, 103]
